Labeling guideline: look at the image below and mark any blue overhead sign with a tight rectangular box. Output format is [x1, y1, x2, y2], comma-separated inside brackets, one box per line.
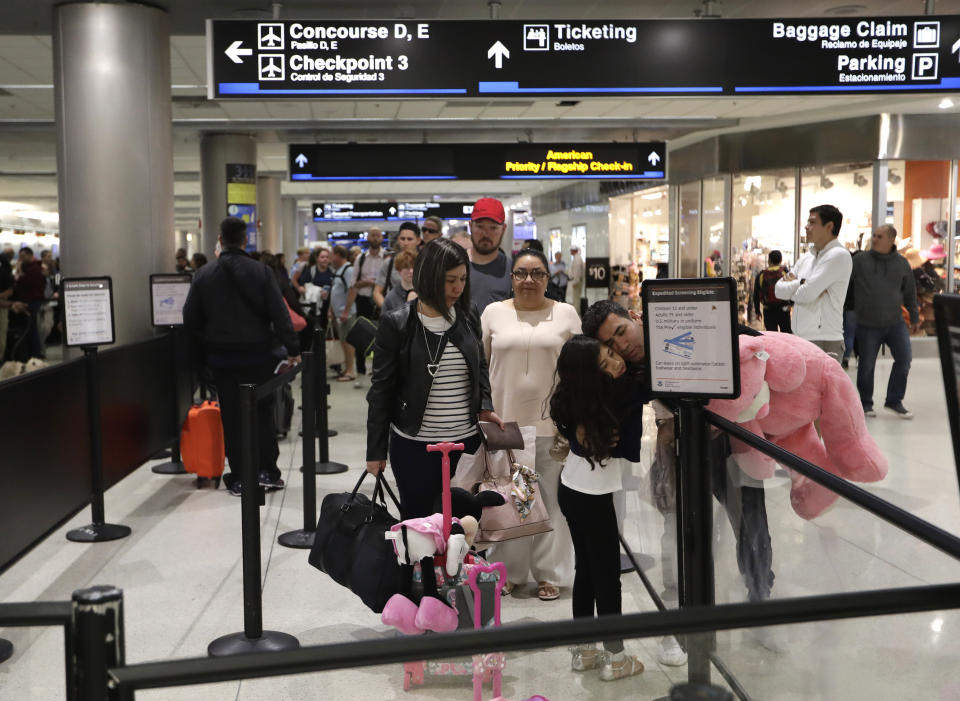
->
[208, 17, 960, 98]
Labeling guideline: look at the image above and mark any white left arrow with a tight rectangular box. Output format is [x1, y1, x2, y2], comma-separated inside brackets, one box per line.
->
[295, 153, 308, 167]
[487, 41, 510, 69]
[225, 40, 253, 64]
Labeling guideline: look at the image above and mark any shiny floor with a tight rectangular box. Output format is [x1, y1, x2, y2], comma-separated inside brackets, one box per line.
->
[1, 357, 959, 700]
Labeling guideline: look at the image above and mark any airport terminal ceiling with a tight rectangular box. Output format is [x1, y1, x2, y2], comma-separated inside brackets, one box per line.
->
[3, 0, 960, 228]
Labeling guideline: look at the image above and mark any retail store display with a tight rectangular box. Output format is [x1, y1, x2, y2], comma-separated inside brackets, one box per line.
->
[707, 331, 887, 519]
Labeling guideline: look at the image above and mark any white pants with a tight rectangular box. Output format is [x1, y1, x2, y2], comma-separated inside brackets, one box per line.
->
[489, 436, 574, 587]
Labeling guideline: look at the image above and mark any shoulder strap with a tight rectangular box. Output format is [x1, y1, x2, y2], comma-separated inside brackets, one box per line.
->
[383, 256, 395, 293]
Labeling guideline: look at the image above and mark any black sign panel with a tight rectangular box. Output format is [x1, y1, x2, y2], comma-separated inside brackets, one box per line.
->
[312, 201, 476, 221]
[292, 143, 666, 181]
[208, 18, 960, 99]
[585, 257, 611, 289]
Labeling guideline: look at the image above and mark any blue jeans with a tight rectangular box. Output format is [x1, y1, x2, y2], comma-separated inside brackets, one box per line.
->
[842, 309, 857, 361]
[855, 321, 912, 409]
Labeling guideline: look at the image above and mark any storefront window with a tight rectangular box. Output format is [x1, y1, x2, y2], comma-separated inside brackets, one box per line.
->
[731, 169, 796, 325]
[701, 176, 726, 277]
[608, 185, 669, 310]
[800, 163, 873, 252]
[678, 181, 700, 278]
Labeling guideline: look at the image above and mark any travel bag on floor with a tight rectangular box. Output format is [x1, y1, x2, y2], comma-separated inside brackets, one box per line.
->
[308, 472, 404, 613]
[180, 400, 225, 487]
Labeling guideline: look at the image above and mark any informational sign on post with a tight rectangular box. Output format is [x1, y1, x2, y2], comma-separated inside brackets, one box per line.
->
[150, 274, 193, 328]
[312, 200, 476, 222]
[208, 17, 960, 100]
[934, 294, 960, 483]
[642, 278, 739, 399]
[63, 277, 116, 348]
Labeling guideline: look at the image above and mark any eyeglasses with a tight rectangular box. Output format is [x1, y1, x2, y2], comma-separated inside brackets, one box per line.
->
[422, 226, 440, 234]
[511, 269, 549, 281]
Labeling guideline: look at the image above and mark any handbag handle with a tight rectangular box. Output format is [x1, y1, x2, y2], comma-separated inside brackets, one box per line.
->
[346, 470, 402, 514]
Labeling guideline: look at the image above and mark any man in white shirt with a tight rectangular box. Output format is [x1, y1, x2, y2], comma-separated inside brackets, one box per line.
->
[775, 205, 852, 360]
[566, 245, 585, 314]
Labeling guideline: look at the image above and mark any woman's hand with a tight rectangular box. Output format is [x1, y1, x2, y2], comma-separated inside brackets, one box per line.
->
[478, 410, 505, 431]
[366, 460, 386, 475]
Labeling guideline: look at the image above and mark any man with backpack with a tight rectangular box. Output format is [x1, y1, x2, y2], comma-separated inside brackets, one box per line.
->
[752, 250, 792, 333]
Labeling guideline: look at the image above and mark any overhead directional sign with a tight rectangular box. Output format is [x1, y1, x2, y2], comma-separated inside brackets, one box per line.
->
[290, 143, 666, 181]
[313, 201, 477, 222]
[208, 17, 960, 98]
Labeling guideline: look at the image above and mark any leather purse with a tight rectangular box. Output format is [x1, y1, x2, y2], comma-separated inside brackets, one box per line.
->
[308, 471, 404, 613]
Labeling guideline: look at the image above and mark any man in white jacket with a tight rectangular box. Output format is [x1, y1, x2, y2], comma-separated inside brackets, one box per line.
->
[775, 205, 852, 360]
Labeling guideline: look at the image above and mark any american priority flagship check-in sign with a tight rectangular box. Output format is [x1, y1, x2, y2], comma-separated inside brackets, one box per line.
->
[208, 17, 960, 98]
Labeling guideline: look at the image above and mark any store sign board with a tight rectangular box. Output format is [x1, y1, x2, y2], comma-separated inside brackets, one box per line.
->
[312, 200, 477, 221]
[934, 294, 960, 484]
[150, 274, 193, 328]
[63, 277, 116, 348]
[585, 257, 610, 288]
[208, 17, 960, 99]
[226, 163, 257, 252]
[292, 143, 666, 181]
[642, 277, 740, 400]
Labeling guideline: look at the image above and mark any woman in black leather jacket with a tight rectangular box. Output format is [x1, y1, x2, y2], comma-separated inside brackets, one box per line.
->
[366, 239, 504, 518]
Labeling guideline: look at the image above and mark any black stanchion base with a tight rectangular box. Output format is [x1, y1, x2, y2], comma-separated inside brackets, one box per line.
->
[620, 552, 655, 574]
[299, 461, 349, 475]
[298, 429, 338, 438]
[208, 630, 300, 657]
[151, 461, 187, 475]
[277, 529, 316, 549]
[152, 448, 172, 460]
[66, 523, 132, 543]
[0, 638, 12, 663]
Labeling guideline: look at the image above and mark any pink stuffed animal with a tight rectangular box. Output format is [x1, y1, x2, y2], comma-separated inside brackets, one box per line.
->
[707, 332, 887, 520]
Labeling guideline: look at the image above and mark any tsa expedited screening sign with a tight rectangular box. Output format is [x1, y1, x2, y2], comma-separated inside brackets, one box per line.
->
[208, 17, 960, 99]
[642, 278, 739, 400]
[150, 274, 193, 328]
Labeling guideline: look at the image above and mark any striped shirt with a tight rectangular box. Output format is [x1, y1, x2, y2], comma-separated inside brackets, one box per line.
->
[393, 309, 478, 442]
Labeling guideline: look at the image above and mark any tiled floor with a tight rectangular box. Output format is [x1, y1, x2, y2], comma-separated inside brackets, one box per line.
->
[1, 357, 959, 700]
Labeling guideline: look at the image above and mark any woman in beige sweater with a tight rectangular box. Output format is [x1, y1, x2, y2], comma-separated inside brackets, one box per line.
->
[480, 248, 581, 600]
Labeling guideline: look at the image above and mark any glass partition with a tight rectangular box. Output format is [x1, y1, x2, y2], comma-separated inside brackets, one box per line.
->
[701, 176, 727, 277]
[679, 181, 701, 278]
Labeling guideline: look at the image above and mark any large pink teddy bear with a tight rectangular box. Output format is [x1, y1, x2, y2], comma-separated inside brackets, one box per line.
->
[707, 332, 887, 520]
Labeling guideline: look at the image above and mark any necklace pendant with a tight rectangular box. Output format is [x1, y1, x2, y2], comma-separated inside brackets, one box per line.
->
[427, 362, 440, 378]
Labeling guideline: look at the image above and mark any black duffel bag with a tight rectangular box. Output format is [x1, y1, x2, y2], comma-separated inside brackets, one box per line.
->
[308, 471, 404, 613]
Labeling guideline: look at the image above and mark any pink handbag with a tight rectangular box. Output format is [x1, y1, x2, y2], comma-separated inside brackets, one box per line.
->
[284, 298, 307, 332]
[466, 443, 552, 549]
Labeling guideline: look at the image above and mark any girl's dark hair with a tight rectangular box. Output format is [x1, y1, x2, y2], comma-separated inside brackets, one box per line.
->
[413, 238, 471, 322]
[512, 248, 550, 272]
[549, 335, 620, 468]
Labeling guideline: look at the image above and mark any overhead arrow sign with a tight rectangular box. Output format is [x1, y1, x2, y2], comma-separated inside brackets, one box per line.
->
[648, 151, 661, 166]
[314, 206, 323, 217]
[224, 40, 252, 64]
[294, 153, 308, 168]
[487, 41, 510, 69]
[388, 206, 397, 215]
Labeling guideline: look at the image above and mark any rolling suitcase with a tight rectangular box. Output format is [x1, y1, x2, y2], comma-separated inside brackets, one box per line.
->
[180, 400, 225, 488]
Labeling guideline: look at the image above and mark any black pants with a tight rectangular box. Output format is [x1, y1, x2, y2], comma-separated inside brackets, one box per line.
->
[710, 438, 775, 601]
[210, 360, 280, 482]
[762, 304, 792, 334]
[389, 431, 482, 519]
[558, 483, 624, 654]
[354, 296, 377, 374]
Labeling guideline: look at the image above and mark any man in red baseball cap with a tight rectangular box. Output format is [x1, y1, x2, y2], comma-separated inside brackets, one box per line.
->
[469, 197, 512, 312]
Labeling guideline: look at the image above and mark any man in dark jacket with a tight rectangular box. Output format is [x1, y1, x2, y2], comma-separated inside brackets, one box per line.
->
[183, 217, 301, 494]
[851, 225, 919, 419]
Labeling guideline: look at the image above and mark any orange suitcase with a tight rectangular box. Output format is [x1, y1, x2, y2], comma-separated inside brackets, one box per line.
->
[180, 400, 225, 488]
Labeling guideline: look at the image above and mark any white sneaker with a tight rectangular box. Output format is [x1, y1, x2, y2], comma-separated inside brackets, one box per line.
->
[656, 636, 687, 667]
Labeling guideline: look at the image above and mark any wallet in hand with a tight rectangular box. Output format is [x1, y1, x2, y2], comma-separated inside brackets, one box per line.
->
[479, 421, 525, 450]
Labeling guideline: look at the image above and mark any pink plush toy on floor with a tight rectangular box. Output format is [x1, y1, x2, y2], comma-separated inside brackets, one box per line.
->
[707, 332, 888, 519]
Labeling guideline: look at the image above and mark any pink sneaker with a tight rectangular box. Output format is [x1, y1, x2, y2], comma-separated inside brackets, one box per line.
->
[414, 596, 458, 633]
[381, 594, 424, 635]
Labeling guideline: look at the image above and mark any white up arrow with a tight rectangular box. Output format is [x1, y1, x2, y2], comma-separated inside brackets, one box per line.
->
[315, 207, 323, 216]
[952, 37, 960, 60]
[487, 41, 510, 69]
[648, 151, 661, 166]
[295, 153, 308, 168]
[225, 40, 253, 64]
[389, 206, 397, 215]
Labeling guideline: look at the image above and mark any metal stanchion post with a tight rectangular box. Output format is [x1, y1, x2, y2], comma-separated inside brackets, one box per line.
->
[670, 682, 732, 700]
[676, 399, 715, 684]
[278, 351, 318, 549]
[67, 348, 132, 543]
[0, 638, 11, 663]
[312, 327, 347, 475]
[71, 585, 129, 701]
[153, 333, 186, 474]
[209, 384, 300, 656]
